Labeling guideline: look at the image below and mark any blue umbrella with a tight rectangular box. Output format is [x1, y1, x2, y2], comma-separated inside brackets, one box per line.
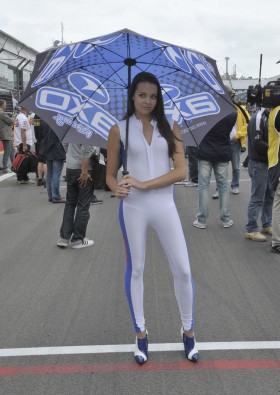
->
[20, 28, 235, 171]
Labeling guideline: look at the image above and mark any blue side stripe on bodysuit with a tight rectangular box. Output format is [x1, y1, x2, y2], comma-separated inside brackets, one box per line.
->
[119, 200, 141, 332]
[190, 276, 195, 330]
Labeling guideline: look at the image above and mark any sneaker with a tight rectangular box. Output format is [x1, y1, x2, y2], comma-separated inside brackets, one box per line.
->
[22, 179, 35, 184]
[37, 178, 44, 186]
[184, 180, 198, 187]
[271, 245, 280, 253]
[71, 238, 94, 249]
[245, 232, 267, 242]
[212, 191, 219, 199]
[3, 167, 13, 173]
[53, 198, 66, 203]
[181, 328, 199, 362]
[261, 227, 272, 236]
[57, 238, 70, 248]
[174, 179, 188, 185]
[223, 219, 233, 228]
[193, 219, 206, 229]
[90, 195, 103, 205]
[232, 188, 239, 195]
[134, 331, 148, 365]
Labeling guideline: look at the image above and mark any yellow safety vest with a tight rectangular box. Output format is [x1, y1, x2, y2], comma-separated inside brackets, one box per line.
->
[268, 106, 280, 169]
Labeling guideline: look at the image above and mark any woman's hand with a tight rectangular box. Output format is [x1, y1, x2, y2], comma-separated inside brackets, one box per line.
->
[120, 175, 147, 190]
[115, 180, 131, 198]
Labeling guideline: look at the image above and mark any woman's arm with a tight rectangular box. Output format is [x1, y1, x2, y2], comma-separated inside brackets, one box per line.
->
[106, 124, 131, 198]
[120, 122, 186, 190]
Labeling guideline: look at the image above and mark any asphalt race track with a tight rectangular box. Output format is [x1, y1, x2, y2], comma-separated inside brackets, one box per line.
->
[0, 161, 279, 395]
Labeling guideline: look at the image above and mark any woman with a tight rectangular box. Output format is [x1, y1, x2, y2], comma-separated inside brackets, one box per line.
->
[106, 72, 198, 365]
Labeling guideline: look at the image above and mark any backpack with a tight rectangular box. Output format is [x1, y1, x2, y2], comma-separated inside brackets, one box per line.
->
[11, 153, 30, 174]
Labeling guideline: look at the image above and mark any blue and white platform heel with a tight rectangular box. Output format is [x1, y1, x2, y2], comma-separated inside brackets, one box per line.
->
[181, 328, 199, 362]
[134, 330, 148, 365]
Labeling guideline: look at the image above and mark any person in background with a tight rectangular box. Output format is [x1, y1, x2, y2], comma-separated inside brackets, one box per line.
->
[184, 146, 198, 187]
[13, 106, 33, 183]
[90, 146, 104, 205]
[267, 105, 280, 253]
[0, 99, 15, 173]
[41, 120, 66, 203]
[212, 88, 250, 198]
[245, 107, 274, 241]
[57, 143, 95, 249]
[193, 109, 237, 229]
[33, 115, 47, 186]
[107, 72, 198, 365]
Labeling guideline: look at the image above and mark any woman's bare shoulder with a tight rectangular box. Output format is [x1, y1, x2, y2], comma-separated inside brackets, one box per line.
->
[109, 123, 120, 137]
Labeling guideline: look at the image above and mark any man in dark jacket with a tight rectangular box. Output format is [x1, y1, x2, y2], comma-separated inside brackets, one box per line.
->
[193, 111, 237, 229]
[40, 120, 66, 203]
[245, 108, 274, 241]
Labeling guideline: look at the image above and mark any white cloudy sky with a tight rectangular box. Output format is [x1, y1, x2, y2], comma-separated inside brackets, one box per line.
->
[2, 0, 280, 78]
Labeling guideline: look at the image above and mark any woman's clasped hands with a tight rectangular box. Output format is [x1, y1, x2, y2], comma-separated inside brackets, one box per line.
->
[115, 175, 147, 198]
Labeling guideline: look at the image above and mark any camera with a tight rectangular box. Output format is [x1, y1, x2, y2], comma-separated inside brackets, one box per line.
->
[262, 80, 280, 108]
[247, 84, 263, 106]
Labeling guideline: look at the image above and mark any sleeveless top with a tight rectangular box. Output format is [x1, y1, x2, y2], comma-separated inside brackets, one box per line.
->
[118, 115, 174, 209]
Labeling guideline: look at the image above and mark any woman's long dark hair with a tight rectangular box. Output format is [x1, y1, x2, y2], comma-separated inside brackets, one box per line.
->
[124, 72, 179, 158]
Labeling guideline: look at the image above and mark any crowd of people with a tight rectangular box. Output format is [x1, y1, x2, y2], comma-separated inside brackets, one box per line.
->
[1, 74, 280, 366]
[174, 87, 280, 255]
[0, 100, 105, 250]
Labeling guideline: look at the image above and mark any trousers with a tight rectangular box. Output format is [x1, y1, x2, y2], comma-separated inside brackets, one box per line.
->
[119, 199, 195, 333]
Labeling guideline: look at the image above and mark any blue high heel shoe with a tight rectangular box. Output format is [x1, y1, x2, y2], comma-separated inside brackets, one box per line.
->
[181, 328, 199, 362]
[134, 331, 148, 365]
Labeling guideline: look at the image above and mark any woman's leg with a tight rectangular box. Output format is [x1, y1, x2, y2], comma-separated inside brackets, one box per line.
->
[119, 201, 148, 335]
[153, 205, 198, 361]
[153, 205, 194, 331]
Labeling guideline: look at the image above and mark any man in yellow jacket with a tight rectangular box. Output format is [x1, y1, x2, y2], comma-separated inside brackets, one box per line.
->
[229, 96, 250, 195]
[212, 92, 250, 199]
[268, 105, 280, 253]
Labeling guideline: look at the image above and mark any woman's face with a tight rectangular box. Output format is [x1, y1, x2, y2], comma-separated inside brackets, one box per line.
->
[132, 82, 158, 118]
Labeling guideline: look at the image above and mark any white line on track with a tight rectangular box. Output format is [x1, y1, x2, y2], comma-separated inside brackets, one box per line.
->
[0, 341, 280, 358]
[0, 173, 15, 182]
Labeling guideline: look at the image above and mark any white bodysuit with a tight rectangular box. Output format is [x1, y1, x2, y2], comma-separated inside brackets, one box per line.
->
[118, 115, 195, 332]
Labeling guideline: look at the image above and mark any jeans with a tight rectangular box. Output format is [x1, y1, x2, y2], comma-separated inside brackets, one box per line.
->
[186, 146, 198, 182]
[197, 160, 231, 223]
[46, 159, 64, 201]
[230, 141, 241, 188]
[2, 140, 15, 168]
[246, 159, 274, 232]
[60, 168, 94, 243]
[272, 182, 280, 246]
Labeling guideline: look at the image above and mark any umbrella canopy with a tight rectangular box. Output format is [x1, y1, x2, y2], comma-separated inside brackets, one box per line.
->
[20, 28, 235, 149]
